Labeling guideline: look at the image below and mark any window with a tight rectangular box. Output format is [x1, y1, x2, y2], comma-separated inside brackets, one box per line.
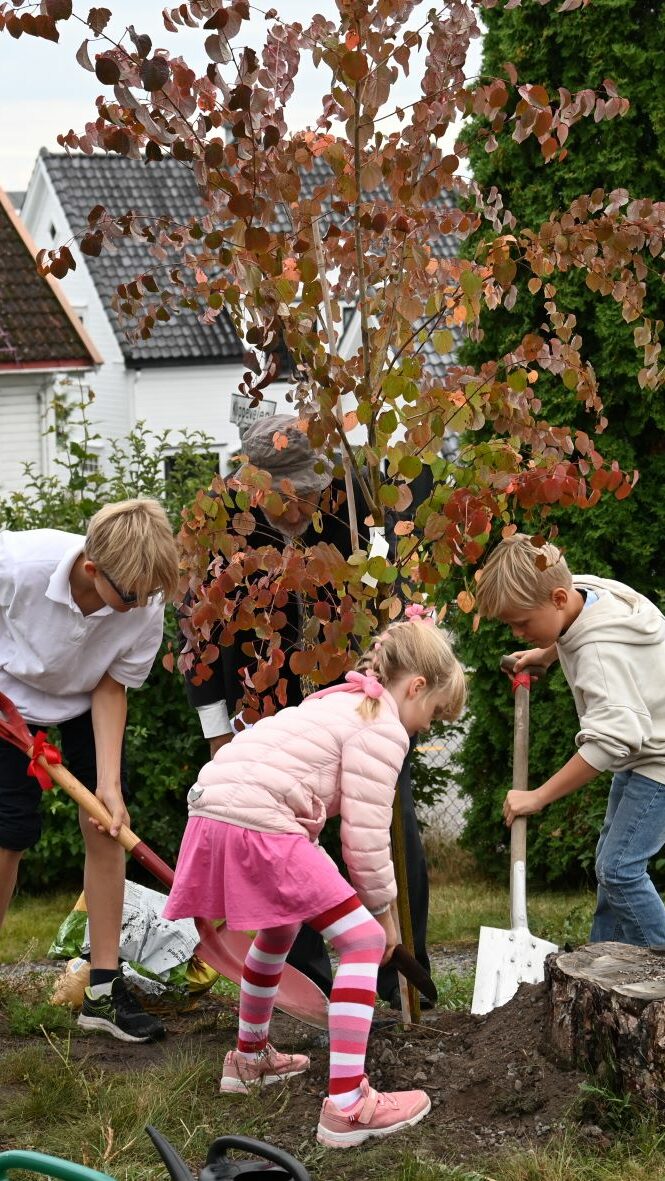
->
[342, 306, 356, 336]
[82, 454, 100, 477]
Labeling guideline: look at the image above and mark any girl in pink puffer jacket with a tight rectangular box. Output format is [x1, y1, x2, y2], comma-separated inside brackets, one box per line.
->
[164, 612, 465, 1148]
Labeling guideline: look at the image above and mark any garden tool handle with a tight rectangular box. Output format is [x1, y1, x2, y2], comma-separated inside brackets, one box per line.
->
[204, 1136, 311, 1180]
[31, 753, 176, 886]
[501, 656, 535, 930]
[39, 758, 137, 850]
[500, 653, 549, 681]
[0, 1151, 113, 1181]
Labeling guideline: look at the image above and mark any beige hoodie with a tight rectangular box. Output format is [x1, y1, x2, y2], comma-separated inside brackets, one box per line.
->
[556, 575, 665, 783]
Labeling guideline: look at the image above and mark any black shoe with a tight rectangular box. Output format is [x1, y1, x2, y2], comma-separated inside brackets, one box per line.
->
[78, 977, 165, 1043]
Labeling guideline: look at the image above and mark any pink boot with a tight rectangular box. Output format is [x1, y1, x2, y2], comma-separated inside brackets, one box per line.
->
[317, 1077, 431, 1148]
[220, 1044, 310, 1094]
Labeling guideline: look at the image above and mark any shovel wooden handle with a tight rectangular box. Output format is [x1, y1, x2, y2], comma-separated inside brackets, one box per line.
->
[31, 754, 175, 887]
[500, 654, 547, 930]
[500, 654, 549, 680]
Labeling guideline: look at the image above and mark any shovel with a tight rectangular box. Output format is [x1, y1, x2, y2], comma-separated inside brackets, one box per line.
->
[0, 691, 329, 1029]
[471, 655, 557, 1016]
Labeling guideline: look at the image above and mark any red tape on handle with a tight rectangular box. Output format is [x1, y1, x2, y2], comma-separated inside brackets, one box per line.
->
[27, 731, 62, 791]
[511, 671, 532, 692]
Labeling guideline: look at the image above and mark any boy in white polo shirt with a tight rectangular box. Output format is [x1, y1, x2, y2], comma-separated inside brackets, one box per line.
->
[0, 498, 179, 1042]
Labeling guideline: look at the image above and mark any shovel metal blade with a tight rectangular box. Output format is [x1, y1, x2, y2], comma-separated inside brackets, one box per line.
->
[471, 925, 558, 1016]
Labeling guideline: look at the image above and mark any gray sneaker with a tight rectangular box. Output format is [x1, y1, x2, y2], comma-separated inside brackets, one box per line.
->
[78, 977, 165, 1043]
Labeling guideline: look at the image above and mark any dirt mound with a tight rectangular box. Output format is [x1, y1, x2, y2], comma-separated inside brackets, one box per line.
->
[363, 982, 586, 1159]
[0, 972, 591, 1167]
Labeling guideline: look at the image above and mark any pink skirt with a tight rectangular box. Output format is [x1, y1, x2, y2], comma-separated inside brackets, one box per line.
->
[163, 816, 357, 930]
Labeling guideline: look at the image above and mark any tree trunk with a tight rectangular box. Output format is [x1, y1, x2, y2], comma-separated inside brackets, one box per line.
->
[544, 942, 665, 1105]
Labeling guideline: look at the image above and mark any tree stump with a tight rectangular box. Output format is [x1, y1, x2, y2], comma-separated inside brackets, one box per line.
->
[544, 942, 665, 1105]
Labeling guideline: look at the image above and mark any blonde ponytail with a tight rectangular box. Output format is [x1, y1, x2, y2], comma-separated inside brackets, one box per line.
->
[355, 620, 466, 721]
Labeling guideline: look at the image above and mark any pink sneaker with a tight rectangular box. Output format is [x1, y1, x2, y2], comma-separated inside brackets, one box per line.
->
[219, 1044, 310, 1094]
[317, 1077, 431, 1148]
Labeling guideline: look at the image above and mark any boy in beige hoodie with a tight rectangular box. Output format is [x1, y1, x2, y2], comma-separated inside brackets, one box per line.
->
[476, 533, 665, 946]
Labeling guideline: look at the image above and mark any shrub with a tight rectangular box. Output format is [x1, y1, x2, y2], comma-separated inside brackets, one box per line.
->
[454, 0, 665, 886]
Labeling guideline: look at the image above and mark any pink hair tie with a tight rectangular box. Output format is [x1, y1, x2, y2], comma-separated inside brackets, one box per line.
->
[404, 603, 436, 626]
[345, 670, 384, 699]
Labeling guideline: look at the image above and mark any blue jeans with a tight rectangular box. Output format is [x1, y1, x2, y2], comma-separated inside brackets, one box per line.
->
[590, 769, 665, 945]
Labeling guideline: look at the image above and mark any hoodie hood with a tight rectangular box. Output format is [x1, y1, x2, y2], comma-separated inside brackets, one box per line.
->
[559, 575, 665, 655]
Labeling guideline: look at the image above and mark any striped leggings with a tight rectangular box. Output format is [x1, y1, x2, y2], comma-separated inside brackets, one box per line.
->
[237, 895, 385, 1109]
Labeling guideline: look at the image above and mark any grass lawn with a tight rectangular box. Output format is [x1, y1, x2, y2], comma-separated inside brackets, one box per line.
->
[0, 890, 79, 964]
[1, 850, 597, 964]
[428, 878, 596, 947]
[0, 861, 662, 1181]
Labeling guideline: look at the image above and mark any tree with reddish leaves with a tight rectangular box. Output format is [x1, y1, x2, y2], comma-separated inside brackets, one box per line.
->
[1, 0, 663, 709]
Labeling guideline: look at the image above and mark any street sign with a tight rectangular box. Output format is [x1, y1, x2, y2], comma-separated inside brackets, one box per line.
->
[230, 395, 277, 432]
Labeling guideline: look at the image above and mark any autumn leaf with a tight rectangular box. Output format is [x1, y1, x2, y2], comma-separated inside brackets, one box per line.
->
[94, 53, 120, 84]
[139, 56, 169, 91]
[245, 226, 271, 252]
[456, 590, 475, 614]
[341, 50, 368, 81]
[88, 7, 111, 35]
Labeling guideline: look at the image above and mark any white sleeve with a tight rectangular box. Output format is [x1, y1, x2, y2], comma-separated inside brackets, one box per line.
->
[107, 603, 165, 688]
[573, 644, 652, 772]
[197, 700, 233, 739]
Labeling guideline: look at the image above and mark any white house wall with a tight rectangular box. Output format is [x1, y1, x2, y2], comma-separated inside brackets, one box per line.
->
[20, 162, 131, 457]
[135, 364, 297, 474]
[0, 375, 51, 497]
[19, 161, 297, 477]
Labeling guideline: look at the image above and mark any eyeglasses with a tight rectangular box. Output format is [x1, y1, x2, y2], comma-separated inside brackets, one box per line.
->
[101, 570, 138, 606]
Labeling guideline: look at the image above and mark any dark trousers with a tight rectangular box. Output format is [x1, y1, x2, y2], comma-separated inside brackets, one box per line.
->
[0, 711, 128, 851]
[285, 747, 430, 1001]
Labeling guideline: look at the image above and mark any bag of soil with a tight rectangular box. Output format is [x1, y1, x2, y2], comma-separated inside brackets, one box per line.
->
[48, 881, 220, 1004]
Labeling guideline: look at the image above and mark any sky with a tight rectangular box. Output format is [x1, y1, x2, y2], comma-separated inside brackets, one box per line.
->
[0, 1, 483, 194]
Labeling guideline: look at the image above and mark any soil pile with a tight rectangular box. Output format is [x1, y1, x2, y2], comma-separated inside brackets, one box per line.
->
[0, 969, 592, 1166]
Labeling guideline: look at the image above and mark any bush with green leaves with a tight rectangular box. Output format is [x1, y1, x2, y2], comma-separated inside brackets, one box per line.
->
[0, 392, 215, 890]
[455, 0, 665, 886]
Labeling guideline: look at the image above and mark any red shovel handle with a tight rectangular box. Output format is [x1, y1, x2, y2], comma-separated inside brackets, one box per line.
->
[0, 691, 35, 752]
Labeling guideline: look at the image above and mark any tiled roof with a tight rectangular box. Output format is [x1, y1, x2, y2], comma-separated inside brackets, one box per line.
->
[270, 154, 459, 384]
[40, 151, 458, 374]
[41, 151, 243, 368]
[0, 187, 99, 371]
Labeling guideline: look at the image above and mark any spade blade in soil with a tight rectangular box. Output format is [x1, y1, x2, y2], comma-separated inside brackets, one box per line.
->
[471, 925, 557, 1015]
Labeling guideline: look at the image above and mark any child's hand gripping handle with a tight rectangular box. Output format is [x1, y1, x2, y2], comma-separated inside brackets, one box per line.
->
[32, 752, 176, 887]
[500, 654, 547, 931]
[499, 653, 549, 682]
